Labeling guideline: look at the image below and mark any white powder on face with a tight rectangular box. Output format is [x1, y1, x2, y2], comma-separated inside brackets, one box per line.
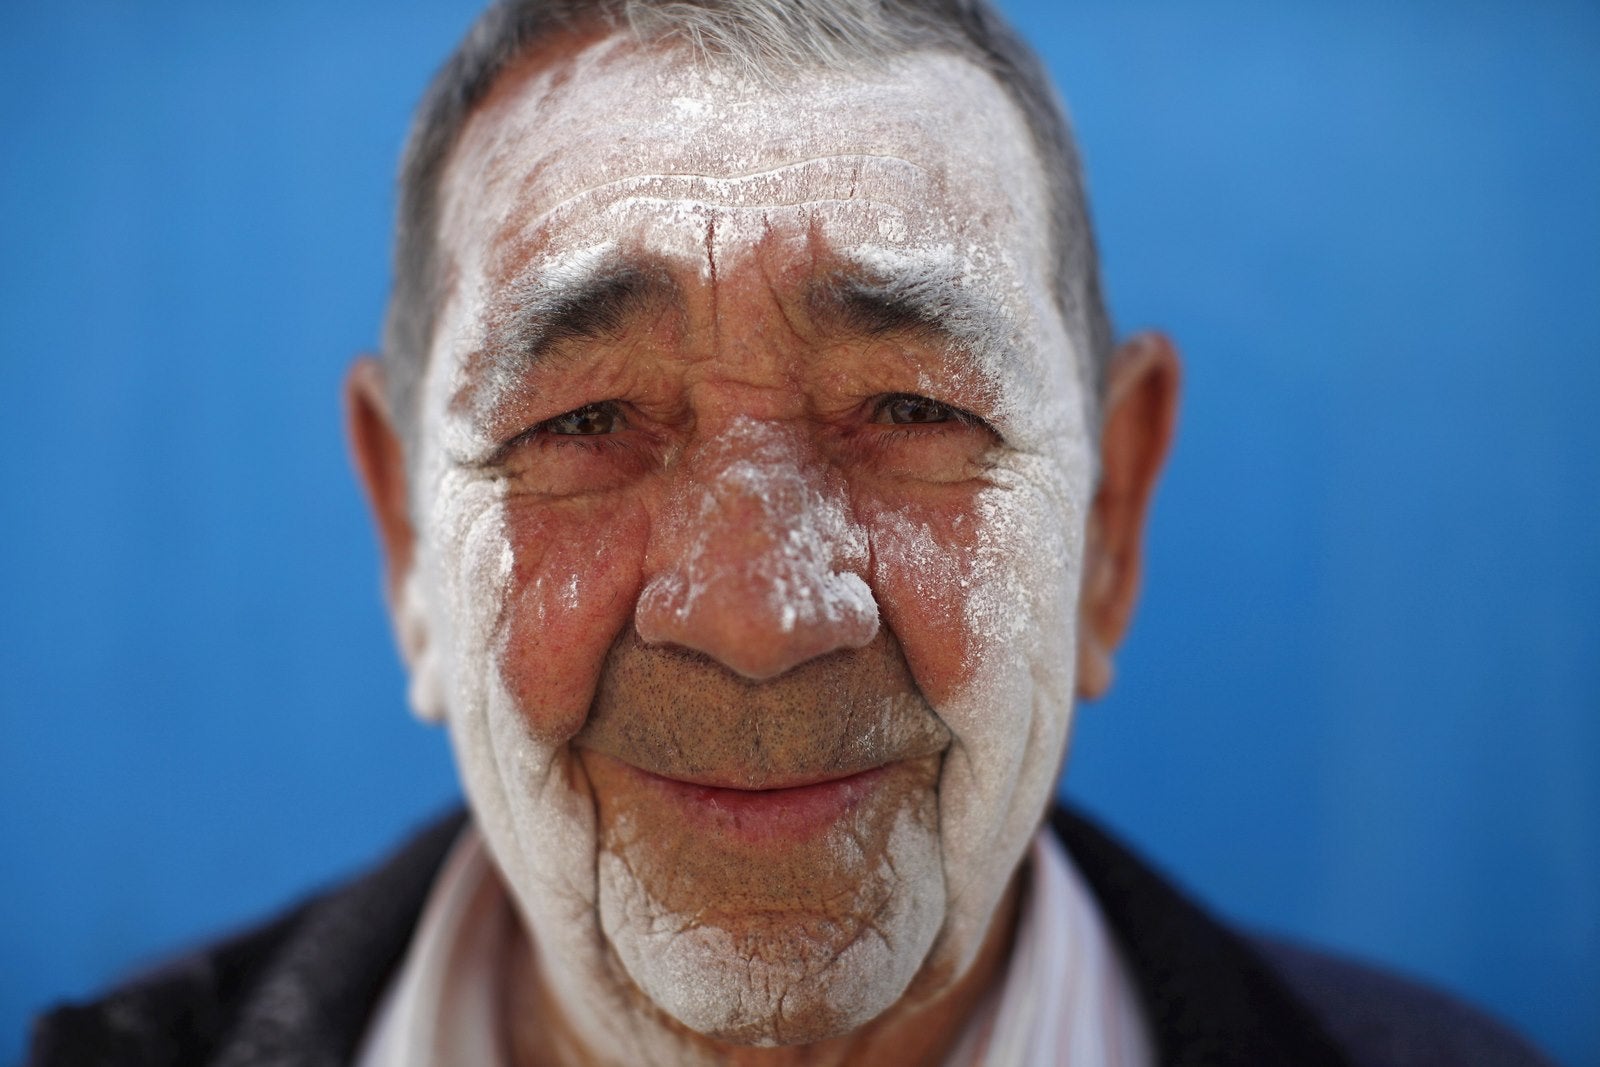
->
[402, 34, 1095, 1063]
[396, 566, 446, 723]
[934, 450, 1086, 963]
[869, 509, 966, 605]
[404, 190, 631, 1064]
[865, 448, 1089, 985]
[843, 193, 1093, 989]
[598, 804, 943, 1049]
[636, 416, 878, 665]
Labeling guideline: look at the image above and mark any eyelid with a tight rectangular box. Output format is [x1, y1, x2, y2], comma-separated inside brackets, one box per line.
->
[872, 392, 990, 429]
[523, 400, 624, 437]
[873, 392, 941, 419]
[548, 401, 623, 433]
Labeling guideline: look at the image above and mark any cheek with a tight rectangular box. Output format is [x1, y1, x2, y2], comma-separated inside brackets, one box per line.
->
[496, 497, 651, 747]
[861, 494, 986, 707]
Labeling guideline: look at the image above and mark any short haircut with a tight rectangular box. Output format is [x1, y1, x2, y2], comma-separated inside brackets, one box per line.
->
[383, 0, 1113, 450]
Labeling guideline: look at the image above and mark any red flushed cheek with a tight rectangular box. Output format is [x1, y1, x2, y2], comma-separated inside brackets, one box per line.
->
[495, 497, 651, 747]
[861, 495, 985, 707]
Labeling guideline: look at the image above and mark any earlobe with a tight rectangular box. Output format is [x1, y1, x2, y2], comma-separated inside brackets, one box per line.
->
[1076, 628, 1115, 701]
[1075, 331, 1181, 702]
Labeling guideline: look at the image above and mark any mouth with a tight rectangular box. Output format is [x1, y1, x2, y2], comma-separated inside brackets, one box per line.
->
[590, 753, 897, 845]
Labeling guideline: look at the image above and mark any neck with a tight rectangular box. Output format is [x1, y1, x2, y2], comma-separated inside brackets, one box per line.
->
[504, 872, 1023, 1067]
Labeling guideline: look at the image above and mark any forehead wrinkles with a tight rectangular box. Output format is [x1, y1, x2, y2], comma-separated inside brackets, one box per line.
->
[437, 38, 1053, 273]
[519, 156, 935, 238]
[481, 156, 944, 288]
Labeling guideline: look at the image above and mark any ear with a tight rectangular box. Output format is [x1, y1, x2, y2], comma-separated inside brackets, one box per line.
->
[1076, 332, 1181, 701]
[344, 357, 415, 618]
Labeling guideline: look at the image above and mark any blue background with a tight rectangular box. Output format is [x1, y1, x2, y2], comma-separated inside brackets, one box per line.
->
[2, 2, 1595, 1063]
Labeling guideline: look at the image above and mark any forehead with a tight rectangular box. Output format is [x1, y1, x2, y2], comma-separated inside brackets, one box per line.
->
[437, 35, 1056, 301]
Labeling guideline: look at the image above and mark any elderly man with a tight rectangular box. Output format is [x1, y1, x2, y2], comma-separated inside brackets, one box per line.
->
[31, 1, 1553, 1065]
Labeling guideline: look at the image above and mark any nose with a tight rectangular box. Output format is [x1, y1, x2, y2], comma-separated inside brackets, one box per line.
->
[635, 420, 880, 680]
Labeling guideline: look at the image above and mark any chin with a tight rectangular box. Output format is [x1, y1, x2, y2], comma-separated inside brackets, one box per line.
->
[600, 838, 948, 1049]
[634, 926, 909, 1048]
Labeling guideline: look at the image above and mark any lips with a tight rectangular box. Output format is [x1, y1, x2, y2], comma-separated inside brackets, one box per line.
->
[654, 763, 888, 836]
[592, 754, 912, 845]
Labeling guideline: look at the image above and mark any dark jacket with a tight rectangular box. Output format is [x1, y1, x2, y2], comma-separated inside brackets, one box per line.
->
[28, 807, 1554, 1067]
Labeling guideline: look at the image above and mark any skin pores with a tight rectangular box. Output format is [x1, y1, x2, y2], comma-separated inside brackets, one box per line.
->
[400, 31, 1093, 1065]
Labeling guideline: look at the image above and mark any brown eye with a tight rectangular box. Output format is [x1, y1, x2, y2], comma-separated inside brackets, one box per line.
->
[545, 403, 619, 435]
[877, 394, 955, 425]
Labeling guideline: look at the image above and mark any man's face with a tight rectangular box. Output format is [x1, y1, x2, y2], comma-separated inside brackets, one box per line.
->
[400, 33, 1094, 1056]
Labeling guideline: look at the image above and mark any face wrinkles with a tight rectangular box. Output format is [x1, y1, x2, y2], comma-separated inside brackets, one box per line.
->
[461, 249, 1045, 485]
[405, 32, 1094, 1065]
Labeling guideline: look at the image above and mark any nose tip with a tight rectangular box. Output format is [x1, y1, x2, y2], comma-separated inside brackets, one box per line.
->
[634, 426, 880, 680]
[636, 566, 879, 681]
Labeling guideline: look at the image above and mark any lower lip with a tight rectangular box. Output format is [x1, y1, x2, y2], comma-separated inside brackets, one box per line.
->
[636, 765, 890, 844]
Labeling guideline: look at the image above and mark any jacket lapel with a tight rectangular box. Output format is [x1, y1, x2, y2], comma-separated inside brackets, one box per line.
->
[1050, 806, 1353, 1067]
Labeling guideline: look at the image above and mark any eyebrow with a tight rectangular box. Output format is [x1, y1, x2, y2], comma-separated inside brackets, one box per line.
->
[811, 264, 1015, 375]
[479, 255, 678, 382]
[465, 251, 1016, 418]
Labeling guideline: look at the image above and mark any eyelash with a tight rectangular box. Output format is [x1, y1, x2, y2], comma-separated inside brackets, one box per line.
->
[515, 430, 633, 461]
[871, 393, 992, 434]
[505, 402, 623, 449]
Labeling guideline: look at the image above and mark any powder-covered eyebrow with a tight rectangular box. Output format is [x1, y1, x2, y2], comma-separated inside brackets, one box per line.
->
[478, 257, 679, 382]
[813, 266, 1018, 381]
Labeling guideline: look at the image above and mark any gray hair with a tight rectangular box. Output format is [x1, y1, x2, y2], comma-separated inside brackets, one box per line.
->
[382, 0, 1113, 448]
